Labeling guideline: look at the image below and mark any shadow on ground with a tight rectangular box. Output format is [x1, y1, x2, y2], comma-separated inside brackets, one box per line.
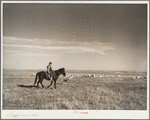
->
[17, 84, 57, 90]
[17, 84, 39, 88]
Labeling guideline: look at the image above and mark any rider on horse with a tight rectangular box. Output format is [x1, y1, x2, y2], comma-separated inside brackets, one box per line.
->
[47, 62, 53, 80]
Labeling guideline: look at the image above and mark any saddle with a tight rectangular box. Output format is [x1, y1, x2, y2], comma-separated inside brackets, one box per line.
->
[46, 72, 51, 80]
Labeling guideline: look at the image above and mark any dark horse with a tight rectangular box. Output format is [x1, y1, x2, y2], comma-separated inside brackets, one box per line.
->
[34, 68, 66, 89]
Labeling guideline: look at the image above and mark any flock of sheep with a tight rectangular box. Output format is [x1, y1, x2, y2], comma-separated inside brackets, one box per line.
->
[61, 74, 147, 82]
[31, 73, 147, 83]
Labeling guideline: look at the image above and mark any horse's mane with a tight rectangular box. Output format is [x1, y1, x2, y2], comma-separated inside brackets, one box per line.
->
[54, 68, 65, 72]
[59, 68, 65, 71]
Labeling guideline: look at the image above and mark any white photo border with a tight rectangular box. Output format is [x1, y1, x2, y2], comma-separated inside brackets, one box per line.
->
[1, 1, 149, 119]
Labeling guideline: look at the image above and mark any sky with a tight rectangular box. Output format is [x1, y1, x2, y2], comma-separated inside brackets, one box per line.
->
[2, 3, 147, 71]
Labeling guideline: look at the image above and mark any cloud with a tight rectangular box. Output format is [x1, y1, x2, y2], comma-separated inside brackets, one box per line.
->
[4, 44, 114, 55]
[3, 36, 89, 46]
[4, 49, 55, 57]
[3, 36, 115, 55]
[3, 36, 57, 47]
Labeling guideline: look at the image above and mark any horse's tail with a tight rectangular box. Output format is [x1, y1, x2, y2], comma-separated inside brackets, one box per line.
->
[34, 73, 38, 85]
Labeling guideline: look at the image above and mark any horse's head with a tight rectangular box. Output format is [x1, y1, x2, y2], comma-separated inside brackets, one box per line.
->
[59, 68, 66, 76]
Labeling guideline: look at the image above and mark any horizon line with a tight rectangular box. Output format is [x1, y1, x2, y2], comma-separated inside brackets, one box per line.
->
[2, 68, 147, 72]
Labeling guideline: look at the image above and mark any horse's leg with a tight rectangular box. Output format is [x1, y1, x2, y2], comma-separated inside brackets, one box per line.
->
[54, 80, 56, 89]
[34, 74, 38, 86]
[47, 80, 53, 88]
[40, 78, 44, 88]
[37, 80, 40, 87]
[37, 76, 42, 87]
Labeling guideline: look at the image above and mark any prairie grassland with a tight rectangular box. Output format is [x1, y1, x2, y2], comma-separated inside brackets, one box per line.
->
[3, 69, 147, 110]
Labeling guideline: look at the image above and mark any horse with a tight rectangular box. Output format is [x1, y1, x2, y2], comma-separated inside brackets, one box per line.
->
[33, 68, 66, 89]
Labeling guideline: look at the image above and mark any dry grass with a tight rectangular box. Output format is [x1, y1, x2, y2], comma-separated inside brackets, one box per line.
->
[3, 69, 147, 110]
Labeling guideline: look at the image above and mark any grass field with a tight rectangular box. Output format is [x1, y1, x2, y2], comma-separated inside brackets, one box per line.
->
[3, 69, 147, 110]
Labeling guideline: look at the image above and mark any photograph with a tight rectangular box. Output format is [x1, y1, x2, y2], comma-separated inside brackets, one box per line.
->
[1, 1, 149, 119]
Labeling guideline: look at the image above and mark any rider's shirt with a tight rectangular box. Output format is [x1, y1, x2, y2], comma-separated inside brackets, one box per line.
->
[47, 64, 51, 73]
[47, 64, 53, 79]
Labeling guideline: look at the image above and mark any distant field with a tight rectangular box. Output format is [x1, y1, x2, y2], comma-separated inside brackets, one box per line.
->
[3, 69, 147, 110]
